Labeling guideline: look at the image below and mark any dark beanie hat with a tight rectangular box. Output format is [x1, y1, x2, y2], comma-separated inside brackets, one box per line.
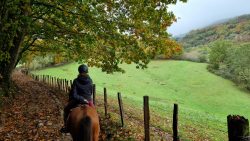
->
[78, 64, 88, 73]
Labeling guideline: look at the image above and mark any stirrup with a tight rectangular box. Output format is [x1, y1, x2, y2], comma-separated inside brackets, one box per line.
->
[60, 127, 69, 133]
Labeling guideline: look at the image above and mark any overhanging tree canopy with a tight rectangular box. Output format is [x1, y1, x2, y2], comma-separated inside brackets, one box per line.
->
[0, 0, 186, 96]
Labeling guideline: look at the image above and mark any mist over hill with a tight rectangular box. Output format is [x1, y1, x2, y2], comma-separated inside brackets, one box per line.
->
[177, 14, 250, 48]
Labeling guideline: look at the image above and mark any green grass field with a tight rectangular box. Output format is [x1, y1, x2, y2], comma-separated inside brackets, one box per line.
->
[33, 60, 250, 140]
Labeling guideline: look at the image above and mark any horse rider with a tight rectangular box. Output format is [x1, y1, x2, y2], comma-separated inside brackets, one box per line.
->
[60, 64, 94, 133]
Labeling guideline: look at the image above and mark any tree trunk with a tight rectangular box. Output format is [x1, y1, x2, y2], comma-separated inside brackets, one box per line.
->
[0, 0, 29, 97]
[0, 66, 12, 97]
[0, 32, 24, 97]
[0, 22, 26, 97]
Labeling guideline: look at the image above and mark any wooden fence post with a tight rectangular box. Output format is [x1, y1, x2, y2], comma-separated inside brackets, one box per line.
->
[54, 77, 56, 87]
[59, 79, 61, 90]
[144, 96, 150, 141]
[57, 78, 60, 90]
[104, 87, 108, 117]
[64, 79, 67, 92]
[47, 75, 49, 84]
[65, 80, 68, 93]
[52, 77, 54, 87]
[173, 104, 179, 141]
[66, 80, 69, 93]
[55, 77, 57, 88]
[57, 79, 59, 89]
[63, 79, 65, 92]
[118, 92, 124, 127]
[227, 115, 249, 141]
[61, 79, 63, 91]
[50, 76, 53, 87]
[48, 75, 50, 86]
[49, 76, 51, 86]
[70, 80, 73, 87]
[92, 84, 96, 105]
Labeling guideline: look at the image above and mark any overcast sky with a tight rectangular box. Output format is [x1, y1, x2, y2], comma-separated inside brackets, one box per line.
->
[168, 0, 250, 36]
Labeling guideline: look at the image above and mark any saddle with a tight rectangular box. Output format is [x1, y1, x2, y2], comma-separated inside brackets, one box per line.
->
[70, 99, 90, 112]
[61, 99, 90, 133]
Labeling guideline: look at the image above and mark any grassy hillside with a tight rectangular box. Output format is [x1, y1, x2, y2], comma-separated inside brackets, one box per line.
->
[178, 14, 250, 48]
[33, 61, 250, 140]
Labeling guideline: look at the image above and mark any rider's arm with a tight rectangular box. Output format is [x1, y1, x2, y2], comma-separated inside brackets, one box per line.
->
[72, 86, 85, 103]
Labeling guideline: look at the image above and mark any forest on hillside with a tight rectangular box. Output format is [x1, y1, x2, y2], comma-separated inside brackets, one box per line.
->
[208, 41, 250, 90]
[177, 14, 250, 48]
[174, 14, 250, 91]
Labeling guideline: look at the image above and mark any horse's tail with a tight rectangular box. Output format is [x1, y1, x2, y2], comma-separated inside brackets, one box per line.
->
[77, 116, 92, 141]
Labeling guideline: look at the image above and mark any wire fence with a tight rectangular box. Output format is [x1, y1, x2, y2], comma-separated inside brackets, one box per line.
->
[25, 71, 250, 141]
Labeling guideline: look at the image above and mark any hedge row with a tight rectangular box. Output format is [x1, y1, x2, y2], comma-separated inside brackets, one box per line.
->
[208, 40, 250, 90]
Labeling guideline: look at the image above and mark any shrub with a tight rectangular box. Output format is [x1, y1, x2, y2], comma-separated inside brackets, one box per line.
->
[226, 44, 250, 89]
[198, 55, 207, 63]
[208, 40, 233, 69]
[208, 40, 250, 90]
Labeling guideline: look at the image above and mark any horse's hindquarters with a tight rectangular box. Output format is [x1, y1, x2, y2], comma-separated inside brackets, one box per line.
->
[67, 105, 100, 141]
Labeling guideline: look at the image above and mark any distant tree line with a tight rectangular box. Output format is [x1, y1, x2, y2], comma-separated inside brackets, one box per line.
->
[208, 40, 250, 90]
[178, 14, 250, 48]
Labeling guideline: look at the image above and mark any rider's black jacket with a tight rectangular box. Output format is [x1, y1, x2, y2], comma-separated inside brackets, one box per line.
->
[69, 74, 93, 103]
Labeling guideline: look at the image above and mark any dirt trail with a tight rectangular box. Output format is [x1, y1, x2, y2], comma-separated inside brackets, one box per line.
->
[0, 71, 173, 141]
[0, 71, 71, 140]
[0, 72, 140, 141]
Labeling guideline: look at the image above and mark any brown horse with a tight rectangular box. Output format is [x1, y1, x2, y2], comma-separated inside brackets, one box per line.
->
[67, 104, 100, 141]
